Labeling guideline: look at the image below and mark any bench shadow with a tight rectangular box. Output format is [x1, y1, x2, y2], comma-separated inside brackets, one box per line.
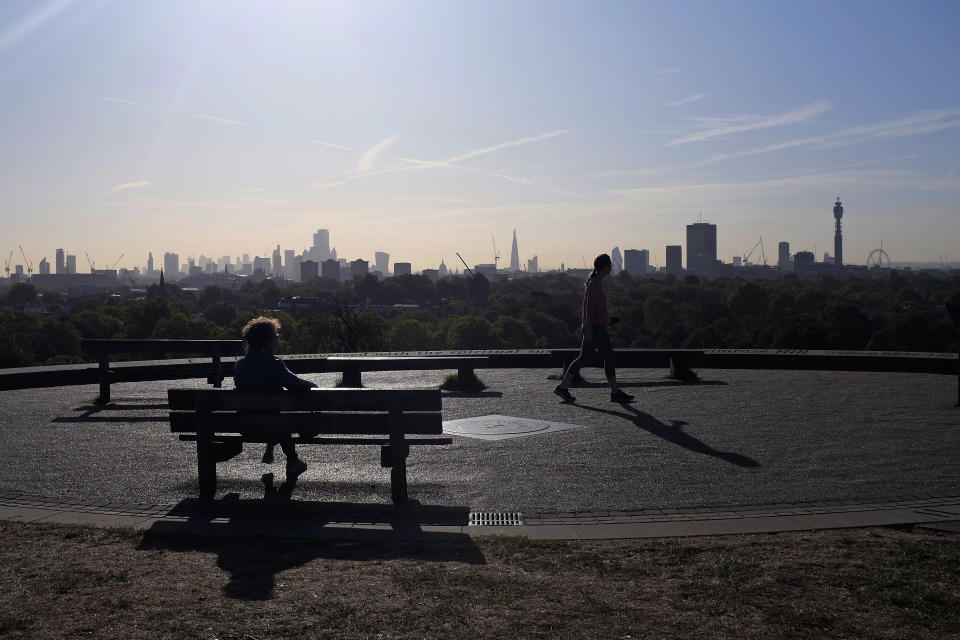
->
[440, 391, 504, 398]
[49, 402, 171, 423]
[573, 403, 760, 469]
[137, 492, 484, 601]
[568, 380, 728, 389]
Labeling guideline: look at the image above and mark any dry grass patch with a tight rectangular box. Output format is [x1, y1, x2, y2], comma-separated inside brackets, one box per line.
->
[0, 521, 958, 639]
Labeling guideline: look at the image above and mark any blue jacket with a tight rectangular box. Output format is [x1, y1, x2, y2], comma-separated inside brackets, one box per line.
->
[233, 351, 316, 393]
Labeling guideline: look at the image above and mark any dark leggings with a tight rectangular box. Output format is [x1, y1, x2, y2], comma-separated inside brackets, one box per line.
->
[566, 324, 616, 379]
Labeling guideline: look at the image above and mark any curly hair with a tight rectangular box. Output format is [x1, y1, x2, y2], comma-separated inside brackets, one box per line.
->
[241, 316, 281, 352]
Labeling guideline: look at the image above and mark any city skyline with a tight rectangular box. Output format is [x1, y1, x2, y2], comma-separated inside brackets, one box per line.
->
[2, 1, 959, 271]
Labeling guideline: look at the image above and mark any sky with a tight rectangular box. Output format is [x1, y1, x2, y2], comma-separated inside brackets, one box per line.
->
[1, 0, 959, 273]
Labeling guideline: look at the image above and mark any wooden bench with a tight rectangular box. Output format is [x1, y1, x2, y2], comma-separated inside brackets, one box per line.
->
[325, 355, 489, 387]
[168, 388, 451, 504]
[85, 339, 244, 404]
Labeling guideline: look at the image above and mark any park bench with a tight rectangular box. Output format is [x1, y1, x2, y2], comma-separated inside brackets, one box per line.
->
[168, 387, 450, 503]
[324, 355, 489, 387]
[84, 339, 243, 404]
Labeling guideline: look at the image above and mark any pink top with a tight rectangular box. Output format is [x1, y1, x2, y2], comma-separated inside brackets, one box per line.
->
[582, 278, 610, 327]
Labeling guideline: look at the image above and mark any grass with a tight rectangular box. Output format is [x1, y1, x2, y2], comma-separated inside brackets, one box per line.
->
[1, 521, 958, 639]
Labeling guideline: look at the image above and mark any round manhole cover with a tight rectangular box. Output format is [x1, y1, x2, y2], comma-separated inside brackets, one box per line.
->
[443, 415, 553, 437]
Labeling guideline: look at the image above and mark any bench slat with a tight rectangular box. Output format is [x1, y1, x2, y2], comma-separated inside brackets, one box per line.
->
[168, 388, 441, 412]
[169, 410, 443, 435]
[178, 434, 453, 445]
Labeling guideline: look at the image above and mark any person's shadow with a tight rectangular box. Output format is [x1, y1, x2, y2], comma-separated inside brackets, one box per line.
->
[574, 402, 760, 468]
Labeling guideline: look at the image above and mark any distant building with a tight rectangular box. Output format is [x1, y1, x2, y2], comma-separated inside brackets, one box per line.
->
[393, 262, 412, 276]
[375, 251, 389, 274]
[686, 223, 718, 276]
[252, 256, 270, 276]
[438, 260, 448, 277]
[732, 256, 742, 267]
[147, 252, 154, 274]
[778, 242, 790, 272]
[163, 253, 179, 280]
[65, 254, 77, 275]
[665, 245, 682, 275]
[611, 247, 623, 274]
[351, 259, 369, 278]
[623, 249, 648, 275]
[422, 268, 439, 281]
[55, 248, 65, 274]
[794, 251, 815, 275]
[38, 257, 50, 275]
[311, 229, 331, 262]
[272, 245, 282, 276]
[284, 250, 295, 279]
[321, 258, 339, 280]
[474, 263, 496, 280]
[527, 255, 538, 273]
[509, 230, 519, 272]
[300, 260, 319, 281]
[833, 197, 844, 266]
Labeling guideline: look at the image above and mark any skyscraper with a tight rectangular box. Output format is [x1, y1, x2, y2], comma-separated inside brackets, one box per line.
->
[686, 222, 718, 275]
[375, 251, 390, 274]
[623, 249, 647, 275]
[665, 245, 682, 275]
[66, 254, 77, 274]
[527, 256, 538, 273]
[778, 242, 790, 272]
[509, 230, 519, 272]
[147, 252, 154, 273]
[312, 229, 331, 261]
[272, 244, 282, 276]
[393, 262, 412, 276]
[38, 257, 50, 275]
[163, 253, 179, 280]
[611, 247, 623, 274]
[833, 197, 844, 266]
[55, 248, 65, 274]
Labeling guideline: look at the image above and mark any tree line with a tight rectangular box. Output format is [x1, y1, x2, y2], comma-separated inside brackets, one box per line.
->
[1, 269, 958, 368]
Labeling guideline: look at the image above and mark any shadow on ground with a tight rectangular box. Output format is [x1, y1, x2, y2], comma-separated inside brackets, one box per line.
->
[138, 493, 483, 600]
[574, 403, 760, 468]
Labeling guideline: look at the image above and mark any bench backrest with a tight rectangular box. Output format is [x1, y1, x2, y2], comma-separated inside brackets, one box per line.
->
[168, 388, 443, 436]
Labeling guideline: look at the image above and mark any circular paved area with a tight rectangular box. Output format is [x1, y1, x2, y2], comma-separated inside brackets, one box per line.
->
[1, 367, 958, 519]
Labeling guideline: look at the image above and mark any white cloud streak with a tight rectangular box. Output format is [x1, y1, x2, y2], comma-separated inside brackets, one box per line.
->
[665, 93, 706, 107]
[0, 0, 75, 53]
[188, 113, 250, 127]
[304, 138, 353, 151]
[109, 180, 151, 194]
[357, 135, 399, 172]
[664, 100, 833, 146]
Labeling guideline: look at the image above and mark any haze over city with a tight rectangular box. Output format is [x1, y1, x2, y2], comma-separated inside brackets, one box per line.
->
[2, 0, 959, 272]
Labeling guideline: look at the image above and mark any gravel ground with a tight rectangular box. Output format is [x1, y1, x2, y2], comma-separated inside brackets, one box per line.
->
[0, 368, 957, 513]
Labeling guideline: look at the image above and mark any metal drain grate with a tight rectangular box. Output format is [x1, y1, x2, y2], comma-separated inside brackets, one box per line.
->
[469, 512, 524, 526]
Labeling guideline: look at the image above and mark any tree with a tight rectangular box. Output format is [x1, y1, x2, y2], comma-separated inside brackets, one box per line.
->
[6, 282, 37, 306]
[445, 316, 501, 349]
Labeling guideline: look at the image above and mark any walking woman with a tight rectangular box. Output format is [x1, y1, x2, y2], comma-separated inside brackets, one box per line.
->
[554, 253, 634, 403]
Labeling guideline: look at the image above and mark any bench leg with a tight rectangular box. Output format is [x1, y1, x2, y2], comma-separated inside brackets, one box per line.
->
[388, 406, 408, 504]
[341, 365, 362, 388]
[97, 347, 110, 405]
[195, 399, 216, 501]
[669, 357, 695, 382]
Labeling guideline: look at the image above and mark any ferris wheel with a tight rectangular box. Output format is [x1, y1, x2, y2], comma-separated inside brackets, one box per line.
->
[866, 248, 891, 268]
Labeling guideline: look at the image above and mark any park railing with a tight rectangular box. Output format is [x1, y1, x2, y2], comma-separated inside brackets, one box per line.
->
[0, 341, 956, 405]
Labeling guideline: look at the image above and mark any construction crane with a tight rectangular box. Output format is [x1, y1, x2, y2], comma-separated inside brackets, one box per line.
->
[491, 236, 500, 269]
[455, 252, 474, 276]
[109, 254, 124, 270]
[85, 252, 95, 272]
[742, 236, 767, 266]
[3, 251, 12, 277]
[18, 245, 33, 274]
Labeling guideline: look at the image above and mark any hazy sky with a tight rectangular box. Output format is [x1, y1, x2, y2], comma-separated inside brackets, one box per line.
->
[2, 0, 959, 272]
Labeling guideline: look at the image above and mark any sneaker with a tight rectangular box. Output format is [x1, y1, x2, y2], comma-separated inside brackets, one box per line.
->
[610, 389, 635, 403]
[553, 385, 575, 402]
[286, 458, 308, 474]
